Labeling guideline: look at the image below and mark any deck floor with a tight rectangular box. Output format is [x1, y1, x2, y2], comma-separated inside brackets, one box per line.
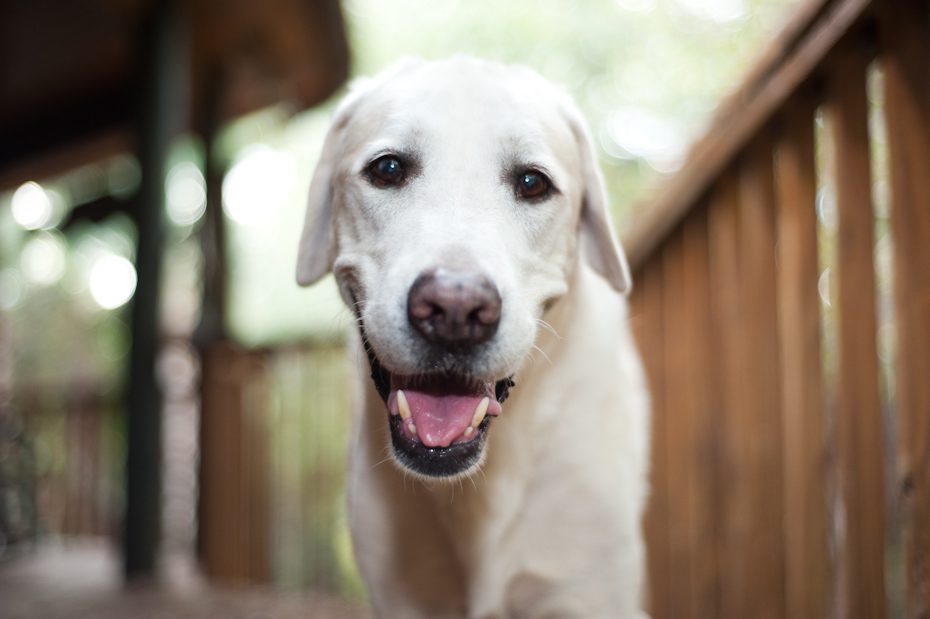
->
[0, 542, 371, 619]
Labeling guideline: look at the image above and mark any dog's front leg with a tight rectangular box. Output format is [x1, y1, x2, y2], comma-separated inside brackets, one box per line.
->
[346, 368, 470, 618]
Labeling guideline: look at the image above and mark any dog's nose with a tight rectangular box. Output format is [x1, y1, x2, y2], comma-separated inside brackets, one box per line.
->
[407, 268, 502, 346]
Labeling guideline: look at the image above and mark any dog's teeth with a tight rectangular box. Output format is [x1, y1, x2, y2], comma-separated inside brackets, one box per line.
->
[470, 397, 490, 430]
[396, 390, 411, 421]
[407, 421, 417, 435]
[463, 426, 474, 438]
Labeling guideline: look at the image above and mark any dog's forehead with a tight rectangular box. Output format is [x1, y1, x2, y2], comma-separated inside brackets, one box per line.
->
[344, 60, 576, 155]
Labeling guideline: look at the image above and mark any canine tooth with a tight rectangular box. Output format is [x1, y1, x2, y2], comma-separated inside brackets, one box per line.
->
[396, 390, 411, 420]
[463, 426, 474, 438]
[470, 397, 490, 429]
[407, 421, 417, 435]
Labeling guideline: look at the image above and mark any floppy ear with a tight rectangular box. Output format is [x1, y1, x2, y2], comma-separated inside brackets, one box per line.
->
[567, 109, 633, 294]
[295, 114, 347, 287]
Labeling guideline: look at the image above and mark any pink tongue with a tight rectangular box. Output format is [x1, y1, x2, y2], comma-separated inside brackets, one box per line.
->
[403, 391, 484, 448]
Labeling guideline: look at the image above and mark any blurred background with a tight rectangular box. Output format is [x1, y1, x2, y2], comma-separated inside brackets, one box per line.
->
[9, 0, 910, 616]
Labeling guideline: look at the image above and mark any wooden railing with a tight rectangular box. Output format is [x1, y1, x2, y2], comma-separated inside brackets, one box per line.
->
[626, 0, 929, 617]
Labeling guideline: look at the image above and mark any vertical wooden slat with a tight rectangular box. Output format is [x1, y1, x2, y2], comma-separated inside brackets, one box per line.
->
[774, 97, 831, 619]
[829, 43, 886, 619]
[632, 262, 670, 619]
[658, 211, 721, 619]
[680, 210, 721, 619]
[661, 232, 696, 619]
[880, 2, 930, 616]
[738, 134, 786, 619]
[707, 173, 746, 619]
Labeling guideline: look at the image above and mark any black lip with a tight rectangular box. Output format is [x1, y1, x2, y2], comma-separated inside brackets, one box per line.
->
[389, 413, 492, 478]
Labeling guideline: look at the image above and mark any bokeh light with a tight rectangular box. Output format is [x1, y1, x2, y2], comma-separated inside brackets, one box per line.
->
[222, 145, 297, 225]
[11, 182, 54, 230]
[166, 161, 207, 226]
[89, 254, 137, 310]
[20, 232, 67, 285]
[604, 106, 685, 172]
[675, 0, 747, 22]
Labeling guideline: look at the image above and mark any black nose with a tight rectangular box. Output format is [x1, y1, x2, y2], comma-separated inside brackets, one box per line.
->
[407, 268, 502, 346]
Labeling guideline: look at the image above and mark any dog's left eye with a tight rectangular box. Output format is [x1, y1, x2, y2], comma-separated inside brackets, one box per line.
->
[366, 155, 406, 188]
[516, 170, 552, 200]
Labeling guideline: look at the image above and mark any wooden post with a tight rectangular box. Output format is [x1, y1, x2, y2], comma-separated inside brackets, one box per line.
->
[124, 0, 187, 578]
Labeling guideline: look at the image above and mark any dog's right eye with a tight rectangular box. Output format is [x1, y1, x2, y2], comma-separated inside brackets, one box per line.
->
[366, 155, 406, 188]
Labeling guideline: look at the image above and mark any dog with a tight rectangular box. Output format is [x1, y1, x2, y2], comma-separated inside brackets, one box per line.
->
[296, 57, 650, 619]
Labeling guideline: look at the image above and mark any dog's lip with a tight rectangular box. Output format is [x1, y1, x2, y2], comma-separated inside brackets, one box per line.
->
[388, 413, 491, 478]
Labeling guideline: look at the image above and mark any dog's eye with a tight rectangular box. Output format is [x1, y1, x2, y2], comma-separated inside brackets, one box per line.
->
[517, 170, 552, 200]
[366, 155, 406, 188]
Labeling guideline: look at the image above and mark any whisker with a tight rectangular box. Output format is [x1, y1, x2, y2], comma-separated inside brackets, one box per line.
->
[534, 317, 561, 339]
[531, 344, 552, 365]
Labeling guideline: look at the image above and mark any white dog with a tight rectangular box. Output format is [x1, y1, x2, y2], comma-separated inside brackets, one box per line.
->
[296, 57, 650, 619]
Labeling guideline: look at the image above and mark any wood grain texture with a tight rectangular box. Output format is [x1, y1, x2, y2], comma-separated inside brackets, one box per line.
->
[829, 43, 886, 619]
[880, 2, 930, 616]
[774, 98, 832, 619]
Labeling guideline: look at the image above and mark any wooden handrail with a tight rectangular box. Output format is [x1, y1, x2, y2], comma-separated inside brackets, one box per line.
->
[622, 0, 875, 270]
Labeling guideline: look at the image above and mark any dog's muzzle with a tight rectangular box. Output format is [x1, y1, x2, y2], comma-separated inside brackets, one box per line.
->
[354, 268, 517, 478]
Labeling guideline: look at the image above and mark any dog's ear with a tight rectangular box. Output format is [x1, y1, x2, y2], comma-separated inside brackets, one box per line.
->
[565, 107, 633, 294]
[295, 113, 346, 287]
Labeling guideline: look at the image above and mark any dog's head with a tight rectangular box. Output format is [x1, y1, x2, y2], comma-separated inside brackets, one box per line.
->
[296, 57, 630, 480]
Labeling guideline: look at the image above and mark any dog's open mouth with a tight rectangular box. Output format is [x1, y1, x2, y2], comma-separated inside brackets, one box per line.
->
[388, 376, 502, 447]
[386, 375, 503, 478]
[362, 338, 514, 478]
[385, 372, 517, 478]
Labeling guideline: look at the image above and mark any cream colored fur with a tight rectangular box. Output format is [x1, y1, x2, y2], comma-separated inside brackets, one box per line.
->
[296, 57, 650, 619]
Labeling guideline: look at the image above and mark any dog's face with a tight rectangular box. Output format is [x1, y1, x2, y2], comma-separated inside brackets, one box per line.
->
[297, 58, 630, 479]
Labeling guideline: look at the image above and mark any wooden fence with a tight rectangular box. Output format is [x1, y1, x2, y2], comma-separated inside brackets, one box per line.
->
[626, 0, 929, 617]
